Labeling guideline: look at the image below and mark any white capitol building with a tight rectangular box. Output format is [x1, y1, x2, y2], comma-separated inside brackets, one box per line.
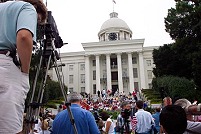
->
[50, 11, 158, 95]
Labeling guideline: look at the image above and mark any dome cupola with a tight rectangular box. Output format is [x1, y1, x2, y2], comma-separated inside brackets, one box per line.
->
[98, 12, 132, 41]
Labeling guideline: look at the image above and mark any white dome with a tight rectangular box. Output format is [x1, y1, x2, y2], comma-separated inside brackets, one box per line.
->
[100, 18, 130, 31]
[99, 12, 132, 34]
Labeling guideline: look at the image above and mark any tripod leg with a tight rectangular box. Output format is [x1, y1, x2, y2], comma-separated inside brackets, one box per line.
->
[24, 53, 44, 134]
[51, 47, 67, 101]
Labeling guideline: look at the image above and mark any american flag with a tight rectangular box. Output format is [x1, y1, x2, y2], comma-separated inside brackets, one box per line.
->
[131, 116, 138, 131]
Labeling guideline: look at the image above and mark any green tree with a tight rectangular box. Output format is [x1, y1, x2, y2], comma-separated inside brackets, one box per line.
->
[25, 49, 68, 109]
[153, 0, 201, 91]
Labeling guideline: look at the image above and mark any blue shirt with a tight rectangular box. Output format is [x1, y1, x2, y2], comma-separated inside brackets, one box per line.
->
[0, 1, 37, 51]
[152, 112, 160, 132]
[52, 104, 100, 134]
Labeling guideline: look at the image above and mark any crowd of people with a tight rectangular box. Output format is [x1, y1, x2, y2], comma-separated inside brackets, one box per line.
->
[24, 91, 201, 134]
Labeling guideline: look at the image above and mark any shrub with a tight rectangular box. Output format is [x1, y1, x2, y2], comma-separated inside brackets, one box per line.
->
[152, 76, 197, 102]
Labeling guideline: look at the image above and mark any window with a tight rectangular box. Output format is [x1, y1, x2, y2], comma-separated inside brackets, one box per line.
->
[122, 68, 127, 77]
[124, 32, 126, 40]
[81, 87, 85, 92]
[147, 70, 152, 79]
[93, 70, 96, 80]
[92, 60, 96, 66]
[123, 82, 127, 88]
[69, 65, 73, 71]
[122, 58, 127, 65]
[111, 72, 118, 81]
[133, 68, 138, 78]
[132, 57, 137, 64]
[93, 84, 96, 94]
[80, 64, 85, 70]
[134, 82, 139, 91]
[146, 60, 151, 66]
[81, 74, 85, 83]
[103, 59, 106, 66]
[103, 70, 106, 78]
[69, 75, 73, 84]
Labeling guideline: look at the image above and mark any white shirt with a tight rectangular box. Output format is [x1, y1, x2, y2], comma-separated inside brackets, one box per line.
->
[103, 118, 115, 134]
[135, 109, 154, 133]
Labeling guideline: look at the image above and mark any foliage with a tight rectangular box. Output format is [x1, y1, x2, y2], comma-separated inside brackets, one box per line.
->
[48, 99, 64, 104]
[142, 89, 162, 104]
[165, 0, 201, 40]
[153, 0, 201, 93]
[107, 110, 120, 119]
[97, 109, 120, 120]
[152, 76, 197, 102]
[25, 51, 68, 110]
[45, 102, 57, 109]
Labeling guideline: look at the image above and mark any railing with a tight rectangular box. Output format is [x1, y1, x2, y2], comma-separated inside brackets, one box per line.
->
[100, 78, 107, 83]
[111, 65, 118, 69]
[122, 76, 129, 81]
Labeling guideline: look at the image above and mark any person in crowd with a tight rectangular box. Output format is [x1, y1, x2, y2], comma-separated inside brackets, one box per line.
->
[135, 100, 155, 134]
[0, 0, 47, 133]
[102, 89, 106, 98]
[52, 92, 100, 134]
[100, 111, 115, 134]
[163, 97, 172, 107]
[132, 91, 137, 101]
[174, 98, 201, 134]
[160, 105, 187, 134]
[116, 101, 134, 134]
[57, 104, 63, 113]
[152, 107, 161, 134]
[38, 119, 51, 134]
[97, 90, 101, 97]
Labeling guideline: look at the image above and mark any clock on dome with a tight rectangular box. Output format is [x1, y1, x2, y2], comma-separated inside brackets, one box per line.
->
[108, 33, 117, 41]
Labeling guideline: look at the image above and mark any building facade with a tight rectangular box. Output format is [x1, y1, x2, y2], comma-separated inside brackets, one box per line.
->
[51, 12, 158, 95]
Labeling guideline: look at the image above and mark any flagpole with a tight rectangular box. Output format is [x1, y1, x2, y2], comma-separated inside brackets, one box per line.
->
[113, 1, 114, 12]
[112, 0, 116, 12]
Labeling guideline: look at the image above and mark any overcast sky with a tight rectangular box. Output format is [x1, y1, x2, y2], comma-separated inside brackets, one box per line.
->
[46, 0, 176, 53]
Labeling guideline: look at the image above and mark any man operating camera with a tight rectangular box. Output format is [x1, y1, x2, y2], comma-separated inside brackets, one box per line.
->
[116, 101, 136, 134]
[0, 0, 47, 133]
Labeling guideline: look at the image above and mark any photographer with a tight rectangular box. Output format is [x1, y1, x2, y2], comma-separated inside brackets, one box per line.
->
[0, 0, 47, 133]
[174, 98, 201, 134]
[116, 101, 135, 134]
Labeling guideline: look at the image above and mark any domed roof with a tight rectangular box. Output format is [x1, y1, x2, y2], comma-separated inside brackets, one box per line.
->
[99, 12, 132, 34]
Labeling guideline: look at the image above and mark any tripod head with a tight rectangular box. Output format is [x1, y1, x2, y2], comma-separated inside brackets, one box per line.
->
[37, 11, 63, 49]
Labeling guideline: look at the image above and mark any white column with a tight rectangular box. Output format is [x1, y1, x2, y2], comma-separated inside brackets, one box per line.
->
[117, 53, 123, 93]
[96, 55, 101, 92]
[85, 55, 90, 94]
[128, 52, 134, 93]
[106, 54, 112, 91]
[138, 51, 146, 89]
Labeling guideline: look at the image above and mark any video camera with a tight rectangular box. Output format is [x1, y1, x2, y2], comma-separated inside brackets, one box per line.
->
[37, 11, 63, 49]
[121, 109, 131, 120]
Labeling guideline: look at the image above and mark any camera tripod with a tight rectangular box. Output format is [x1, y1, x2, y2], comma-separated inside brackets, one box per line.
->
[24, 37, 78, 134]
[119, 118, 130, 134]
